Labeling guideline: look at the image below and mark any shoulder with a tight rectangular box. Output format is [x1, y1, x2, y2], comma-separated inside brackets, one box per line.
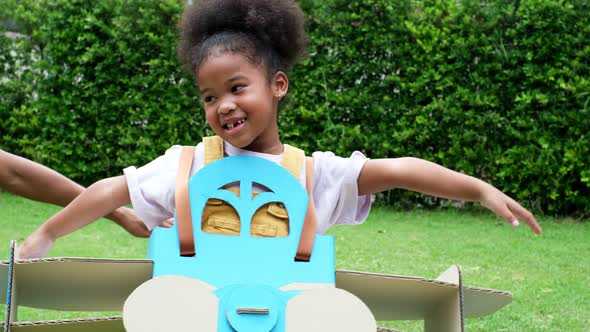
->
[312, 150, 369, 173]
[124, 143, 204, 177]
[162, 143, 204, 162]
[309, 150, 369, 189]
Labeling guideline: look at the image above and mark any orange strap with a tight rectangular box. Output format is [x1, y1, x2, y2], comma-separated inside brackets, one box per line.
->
[295, 157, 318, 262]
[175, 146, 196, 257]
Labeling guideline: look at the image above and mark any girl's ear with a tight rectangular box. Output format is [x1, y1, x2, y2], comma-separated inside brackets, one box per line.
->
[272, 71, 289, 100]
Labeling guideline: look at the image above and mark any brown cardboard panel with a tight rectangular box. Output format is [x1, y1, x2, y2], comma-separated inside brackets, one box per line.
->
[435, 265, 461, 284]
[3, 241, 17, 331]
[8, 317, 124, 332]
[0, 259, 152, 311]
[424, 265, 463, 332]
[336, 270, 458, 321]
[425, 293, 462, 332]
[0, 260, 9, 305]
[463, 286, 512, 318]
[335, 270, 511, 321]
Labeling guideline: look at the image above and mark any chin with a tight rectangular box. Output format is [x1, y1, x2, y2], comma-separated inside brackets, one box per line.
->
[224, 135, 253, 149]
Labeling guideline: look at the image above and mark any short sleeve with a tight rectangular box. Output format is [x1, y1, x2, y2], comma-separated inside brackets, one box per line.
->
[311, 150, 372, 234]
[124, 145, 202, 230]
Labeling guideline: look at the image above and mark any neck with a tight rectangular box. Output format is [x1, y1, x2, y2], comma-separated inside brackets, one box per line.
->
[244, 134, 283, 155]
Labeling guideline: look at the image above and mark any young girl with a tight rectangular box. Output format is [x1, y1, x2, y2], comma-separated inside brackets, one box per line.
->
[18, 0, 541, 259]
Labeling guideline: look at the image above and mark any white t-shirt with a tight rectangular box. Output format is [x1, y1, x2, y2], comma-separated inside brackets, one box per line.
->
[124, 141, 372, 234]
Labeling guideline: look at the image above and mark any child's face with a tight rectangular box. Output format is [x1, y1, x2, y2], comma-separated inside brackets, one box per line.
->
[197, 53, 287, 154]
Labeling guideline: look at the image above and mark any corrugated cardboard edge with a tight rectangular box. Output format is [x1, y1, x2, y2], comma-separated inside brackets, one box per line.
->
[458, 266, 464, 331]
[7, 316, 397, 332]
[428, 265, 463, 332]
[4, 258, 153, 264]
[3, 240, 16, 332]
[437, 265, 465, 331]
[8, 317, 124, 332]
[337, 269, 511, 296]
[10, 316, 121, 326]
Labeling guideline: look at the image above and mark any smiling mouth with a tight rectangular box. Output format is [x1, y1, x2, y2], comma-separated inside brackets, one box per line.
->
[223, 118, 247, 134]
[224, 119, 246, 130]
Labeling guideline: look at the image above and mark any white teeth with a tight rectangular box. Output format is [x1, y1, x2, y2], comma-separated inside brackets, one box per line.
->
[225, 119, 245, 130]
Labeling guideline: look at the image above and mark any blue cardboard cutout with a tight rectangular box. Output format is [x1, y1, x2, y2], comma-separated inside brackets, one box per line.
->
[146, 156, 335, 331]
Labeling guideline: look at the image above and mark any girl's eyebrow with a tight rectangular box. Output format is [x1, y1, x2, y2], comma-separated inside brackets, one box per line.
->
[199, 75, 248, 94]
[227, 74, 247, 82]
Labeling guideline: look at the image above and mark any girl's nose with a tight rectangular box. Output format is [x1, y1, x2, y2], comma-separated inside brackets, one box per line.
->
[218, 99, 236, 115]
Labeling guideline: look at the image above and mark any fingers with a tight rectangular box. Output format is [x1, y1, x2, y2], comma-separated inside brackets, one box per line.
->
[482, 188, 542, 235]
[492, 201, 520, 228]
[508, 200, 542, 235]
[126, 217, 173, 238]
[135, 226, 152, 238]
[160, 218, 175, 228]
[17, 233, 54, 259]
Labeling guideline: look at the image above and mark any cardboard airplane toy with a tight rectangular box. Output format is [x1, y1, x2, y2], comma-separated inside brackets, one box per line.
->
[1, 149, 512, 332]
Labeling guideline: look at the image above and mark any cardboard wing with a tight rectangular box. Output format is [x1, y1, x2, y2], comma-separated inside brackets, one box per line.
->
[1, 241, 150, 331]
[336, 267, 512, 332]
[5, 318, 124, 332]
[0, 252, 152, 310]
[2, 241, 511, 332]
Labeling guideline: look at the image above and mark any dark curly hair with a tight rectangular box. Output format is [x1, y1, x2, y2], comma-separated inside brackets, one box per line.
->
[178, 0, 308, 80]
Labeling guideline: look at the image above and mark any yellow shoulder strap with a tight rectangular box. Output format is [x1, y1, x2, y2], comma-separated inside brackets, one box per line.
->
[281, 144, 304, 179]
[204, 136, 302, 178]
[203, 135, 224, 165]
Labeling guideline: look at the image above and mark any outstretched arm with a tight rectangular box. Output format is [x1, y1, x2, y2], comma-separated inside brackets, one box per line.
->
[357, 158, 542, 234]
[0, 150, 149, 237]
[18, 175, 131, 258]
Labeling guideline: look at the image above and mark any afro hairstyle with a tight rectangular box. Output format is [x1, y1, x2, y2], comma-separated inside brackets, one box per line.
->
[178, 0, 308, 78]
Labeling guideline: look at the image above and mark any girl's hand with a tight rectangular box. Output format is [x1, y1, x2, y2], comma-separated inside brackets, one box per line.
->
[18, 229, 56, 259]
[110, 207, 152, 238]
[112, 208, 174, 238]
[160, 218, 175, 228]
[480, 186, 542, 234]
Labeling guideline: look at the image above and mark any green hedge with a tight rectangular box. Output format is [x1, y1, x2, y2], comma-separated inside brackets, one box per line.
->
[0, 0, 203, 184]
[1, 0, 589, 216]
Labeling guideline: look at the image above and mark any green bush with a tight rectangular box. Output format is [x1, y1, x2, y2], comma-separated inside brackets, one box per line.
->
[1, 0, 589, 216]
[287, 0, 590, 215]
[1, 0, 203, 184]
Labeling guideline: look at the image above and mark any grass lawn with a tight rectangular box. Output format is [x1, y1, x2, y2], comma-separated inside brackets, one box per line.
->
[1, 191, 589, 331]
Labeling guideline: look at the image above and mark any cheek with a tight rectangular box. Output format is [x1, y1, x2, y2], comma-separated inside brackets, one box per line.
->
[245, 91, 274, 111]
[204, 108, 217, 125]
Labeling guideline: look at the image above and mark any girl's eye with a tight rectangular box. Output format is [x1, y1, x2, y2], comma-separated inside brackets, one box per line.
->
[231, 85, 244, 93]
[203, 96, 215, 103]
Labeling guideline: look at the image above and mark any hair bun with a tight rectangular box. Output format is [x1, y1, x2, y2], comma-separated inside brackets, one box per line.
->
[179, 0, 307, 73]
